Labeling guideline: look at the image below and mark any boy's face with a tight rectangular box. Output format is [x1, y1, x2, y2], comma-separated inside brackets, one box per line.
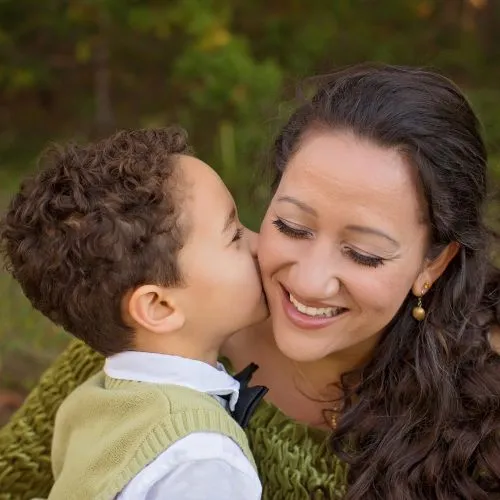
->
[174, 155, 268, 346]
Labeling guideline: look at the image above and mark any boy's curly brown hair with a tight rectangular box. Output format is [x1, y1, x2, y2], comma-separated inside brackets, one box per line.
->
[0, 127, 192, 356]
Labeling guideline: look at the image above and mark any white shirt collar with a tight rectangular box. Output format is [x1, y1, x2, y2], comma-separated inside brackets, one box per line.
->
[104, 351, 240, 411]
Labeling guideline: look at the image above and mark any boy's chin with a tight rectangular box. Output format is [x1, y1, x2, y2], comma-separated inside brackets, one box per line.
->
[243, 308, 271, 333]
[230, 306, 270, 337]
[253, 295, 271, 325]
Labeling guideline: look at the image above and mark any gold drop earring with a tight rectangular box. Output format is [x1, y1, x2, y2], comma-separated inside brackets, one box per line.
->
[412, 282, 430, 321]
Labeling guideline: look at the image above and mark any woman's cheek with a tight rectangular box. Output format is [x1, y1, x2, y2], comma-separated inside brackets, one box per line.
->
[350, 269, 413, 313]
[257, 224, 282, 272]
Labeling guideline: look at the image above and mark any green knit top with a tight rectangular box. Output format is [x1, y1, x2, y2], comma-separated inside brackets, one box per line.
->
[0, 340, 348, 500]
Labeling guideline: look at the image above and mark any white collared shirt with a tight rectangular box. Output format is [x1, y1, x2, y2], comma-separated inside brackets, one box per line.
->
[104, 352, 262, 500]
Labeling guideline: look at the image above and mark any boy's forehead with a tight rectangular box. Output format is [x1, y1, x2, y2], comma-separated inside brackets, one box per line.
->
[177, 155, 227, 196]
[177, 154, 217, 178]
[176, 155, 232, 221]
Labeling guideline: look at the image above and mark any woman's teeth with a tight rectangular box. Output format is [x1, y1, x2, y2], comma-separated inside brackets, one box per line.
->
[289, 293, 343, 317]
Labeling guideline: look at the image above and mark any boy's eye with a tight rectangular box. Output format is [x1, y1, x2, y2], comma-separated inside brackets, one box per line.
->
[272, 218, 312, 239]
[232, 227, 243, 243]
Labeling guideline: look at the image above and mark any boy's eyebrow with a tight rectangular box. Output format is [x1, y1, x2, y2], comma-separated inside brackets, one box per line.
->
[222, 206, 236, 233]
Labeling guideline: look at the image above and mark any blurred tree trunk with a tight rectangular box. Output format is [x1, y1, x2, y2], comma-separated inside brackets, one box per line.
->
[436, 0, 465, 42]
[93, 10, 114, 138]
[477, 0, 500, 65]
[441, 0, 464, 26]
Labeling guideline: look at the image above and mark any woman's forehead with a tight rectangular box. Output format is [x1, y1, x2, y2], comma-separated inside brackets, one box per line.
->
[275, 131, 426, 230]
[282, 132, 418, 198]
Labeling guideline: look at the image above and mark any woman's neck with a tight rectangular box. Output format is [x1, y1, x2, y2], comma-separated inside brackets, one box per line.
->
[268, 326, 383, 397]
[222, 320, 383, 428]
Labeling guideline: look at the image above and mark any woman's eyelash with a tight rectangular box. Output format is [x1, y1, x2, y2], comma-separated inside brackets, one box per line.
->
[344, 248, 384, 268]
[272, 218, 384, 267]
[272, 218, 311, 239]
[232, 227, 243, 242]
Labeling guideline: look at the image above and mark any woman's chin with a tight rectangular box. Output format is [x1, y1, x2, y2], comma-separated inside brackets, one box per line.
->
[272, 327, 342, 363]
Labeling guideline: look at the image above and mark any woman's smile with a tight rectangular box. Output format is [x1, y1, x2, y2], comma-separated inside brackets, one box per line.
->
[279, 282, 348, 330]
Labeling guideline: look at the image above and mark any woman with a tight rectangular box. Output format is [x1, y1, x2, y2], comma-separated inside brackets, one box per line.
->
[1, 64, 499, 499]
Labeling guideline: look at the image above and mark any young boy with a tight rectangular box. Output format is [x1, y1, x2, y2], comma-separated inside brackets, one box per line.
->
[0, 127, 269, 500]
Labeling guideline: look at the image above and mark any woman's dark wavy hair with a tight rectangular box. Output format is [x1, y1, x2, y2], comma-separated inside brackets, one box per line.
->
[272, 64, 500, 499]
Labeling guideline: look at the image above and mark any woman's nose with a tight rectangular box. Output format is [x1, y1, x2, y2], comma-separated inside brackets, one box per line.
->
[295, 269, 341, 300]
[292, 249, 341, 299]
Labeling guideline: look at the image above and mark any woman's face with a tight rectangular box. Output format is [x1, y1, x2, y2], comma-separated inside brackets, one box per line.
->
[258, 130, 430, 362]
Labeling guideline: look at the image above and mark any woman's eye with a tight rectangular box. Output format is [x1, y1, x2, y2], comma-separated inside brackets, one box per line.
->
[232, 227, 243, 243]
[272, 218, 312, 239]
[344, 247, 385, 268]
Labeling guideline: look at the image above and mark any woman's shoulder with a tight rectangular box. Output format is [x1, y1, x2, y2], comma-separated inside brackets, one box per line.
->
[0, 340, 103, 498]
[247, 400, 347, 498]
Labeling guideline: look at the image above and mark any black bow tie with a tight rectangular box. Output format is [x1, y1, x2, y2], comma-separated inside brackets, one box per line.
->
[226, 363, 268, 429]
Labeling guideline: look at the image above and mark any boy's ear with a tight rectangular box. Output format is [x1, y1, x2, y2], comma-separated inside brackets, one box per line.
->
[127, 285, 185, 334]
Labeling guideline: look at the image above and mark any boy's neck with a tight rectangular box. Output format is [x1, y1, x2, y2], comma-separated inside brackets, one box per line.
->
[133, 333, 220, 367]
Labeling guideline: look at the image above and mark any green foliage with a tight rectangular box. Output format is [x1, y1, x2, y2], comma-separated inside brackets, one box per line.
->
[0, 0, 499, 381]
[470, 90, 500, 156]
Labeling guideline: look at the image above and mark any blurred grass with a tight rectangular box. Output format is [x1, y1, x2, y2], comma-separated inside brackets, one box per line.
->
[0, 155, 70, 395]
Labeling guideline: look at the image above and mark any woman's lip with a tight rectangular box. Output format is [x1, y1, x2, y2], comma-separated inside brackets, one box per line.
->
[279, 284, 347, 331]
[279, 283, 343, 310]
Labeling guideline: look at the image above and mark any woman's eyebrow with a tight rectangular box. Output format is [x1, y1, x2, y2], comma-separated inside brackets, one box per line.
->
[277, 195, 399, 247]
[345, 225, 400, 248]
[276, 196, 317, 216]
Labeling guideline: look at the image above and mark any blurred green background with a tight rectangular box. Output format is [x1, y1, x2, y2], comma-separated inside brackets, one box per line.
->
[1, 0, 499, 422]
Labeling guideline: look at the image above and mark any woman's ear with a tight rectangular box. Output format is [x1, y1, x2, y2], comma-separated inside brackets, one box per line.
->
[126, 285, 185, 334]
[412, 241, 460, 295]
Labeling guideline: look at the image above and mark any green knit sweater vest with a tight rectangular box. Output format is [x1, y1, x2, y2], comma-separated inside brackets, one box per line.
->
[0, 341, 348, 500]
[48, 372, 255, 500]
